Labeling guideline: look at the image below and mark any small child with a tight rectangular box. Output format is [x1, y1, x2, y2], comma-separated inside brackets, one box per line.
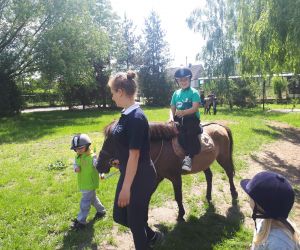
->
[70, 133, 106, 230]
[240, 171, 300, 249]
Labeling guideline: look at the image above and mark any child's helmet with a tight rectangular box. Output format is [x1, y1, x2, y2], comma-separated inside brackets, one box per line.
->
[240, 171, 294, 219]
[70, 133, 91, 150]
[174, 67, 192, 80]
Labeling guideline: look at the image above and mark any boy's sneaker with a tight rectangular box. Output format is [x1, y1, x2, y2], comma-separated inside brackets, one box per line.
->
[93, 211, 106, 221]
[70, 219, 86, 230]
[182, 156, 192, 171]
[149, 231, 164, 248]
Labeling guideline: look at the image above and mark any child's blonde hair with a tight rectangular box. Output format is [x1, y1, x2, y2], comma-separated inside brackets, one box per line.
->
[253, 218, 300, 246]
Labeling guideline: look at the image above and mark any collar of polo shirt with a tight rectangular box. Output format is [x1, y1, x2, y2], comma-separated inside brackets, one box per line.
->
[121, 103, 140, 115]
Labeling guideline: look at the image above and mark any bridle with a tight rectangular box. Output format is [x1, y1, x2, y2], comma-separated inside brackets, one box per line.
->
[153, 139, 164, 165]
[100, 139, 165, 168]
[99, 149, 115, 167]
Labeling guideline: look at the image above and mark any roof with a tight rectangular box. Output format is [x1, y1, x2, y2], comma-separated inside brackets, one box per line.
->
[166, 64, 204, 80]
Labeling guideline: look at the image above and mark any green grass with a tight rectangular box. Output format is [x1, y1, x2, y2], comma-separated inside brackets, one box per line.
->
[261, 102, 299, 110]
[0, 106, 299, 249]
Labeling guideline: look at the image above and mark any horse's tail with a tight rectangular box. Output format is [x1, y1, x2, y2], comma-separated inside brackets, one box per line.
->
[223, 125, 235, 176]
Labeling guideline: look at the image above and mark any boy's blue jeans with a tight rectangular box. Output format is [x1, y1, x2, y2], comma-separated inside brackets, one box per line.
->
[77, 190, 105, 224]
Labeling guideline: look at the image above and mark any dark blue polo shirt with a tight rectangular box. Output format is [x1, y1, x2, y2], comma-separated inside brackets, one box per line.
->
[111, 106, 151, 173]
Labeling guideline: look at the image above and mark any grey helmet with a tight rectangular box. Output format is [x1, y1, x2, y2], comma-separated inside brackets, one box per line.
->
[71, 133, 91, 150]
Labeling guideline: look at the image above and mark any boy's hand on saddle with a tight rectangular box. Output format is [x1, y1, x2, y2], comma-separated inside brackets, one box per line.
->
[74, 167, 80, 173]
[175, 110, 185, 118]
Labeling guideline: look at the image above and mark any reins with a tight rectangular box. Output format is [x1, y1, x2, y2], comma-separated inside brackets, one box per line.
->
[153, 139, 164, 165]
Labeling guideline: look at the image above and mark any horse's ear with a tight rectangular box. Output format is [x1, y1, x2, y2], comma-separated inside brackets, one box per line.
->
[103, 120, 118, 137]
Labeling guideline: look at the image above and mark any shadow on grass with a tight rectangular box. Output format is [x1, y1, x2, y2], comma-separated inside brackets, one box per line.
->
[204, 106, 296, 120]
[155, 201, 248, 250]
[212, 107, 265, 118]
[251, 128, 281, 140]
[250, 124, 300, 186]
[266, 124, 300, 144]
[0, 109, 118, 145]
[59, 220, 97, 250]
[250, 151, 300, 187]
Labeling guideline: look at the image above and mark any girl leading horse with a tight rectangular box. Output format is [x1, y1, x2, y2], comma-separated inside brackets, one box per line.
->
[97, 121, 238, 221]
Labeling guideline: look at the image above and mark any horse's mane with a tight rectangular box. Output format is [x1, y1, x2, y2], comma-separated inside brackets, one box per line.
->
[103, 120, 178, 140]
[149, 122, 178, 140]
[103, 121, 116, 137]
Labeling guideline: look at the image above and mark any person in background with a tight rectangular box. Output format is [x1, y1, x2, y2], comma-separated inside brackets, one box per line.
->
[240, 171, 300, 249]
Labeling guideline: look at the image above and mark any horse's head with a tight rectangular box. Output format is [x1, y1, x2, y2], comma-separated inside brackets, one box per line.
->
[96, 121, 117, 174]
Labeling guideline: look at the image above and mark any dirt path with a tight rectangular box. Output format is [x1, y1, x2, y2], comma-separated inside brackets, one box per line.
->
[100, 121, 300, 249]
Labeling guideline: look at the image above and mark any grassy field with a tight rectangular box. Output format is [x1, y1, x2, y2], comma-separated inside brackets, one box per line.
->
[0, 106, 299, 249]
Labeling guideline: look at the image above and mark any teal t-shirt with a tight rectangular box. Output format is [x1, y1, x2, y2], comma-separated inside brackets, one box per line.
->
[170, 87, 200, 119]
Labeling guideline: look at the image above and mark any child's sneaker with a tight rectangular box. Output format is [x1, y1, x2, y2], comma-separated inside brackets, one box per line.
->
[93, 211, 106, 221]
[70, 219, 86, 230]
[182, 156, 192, 171]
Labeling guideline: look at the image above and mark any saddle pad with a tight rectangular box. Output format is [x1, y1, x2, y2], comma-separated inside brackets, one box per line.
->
[172, 132, 214, 159]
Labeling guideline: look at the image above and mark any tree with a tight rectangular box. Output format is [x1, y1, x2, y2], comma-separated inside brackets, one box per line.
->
[237, 0, 300, 108]
[139, 11, 172, 106]
[88, 0, 120, 108]
[115, 14, 141, 71]
[187, 0, 238, 108]
[36, 1, 110, 108]
[0, 0, 60, 115]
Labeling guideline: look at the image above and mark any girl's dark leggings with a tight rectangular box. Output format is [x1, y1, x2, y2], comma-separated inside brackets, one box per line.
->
[113, 167, 156, 250]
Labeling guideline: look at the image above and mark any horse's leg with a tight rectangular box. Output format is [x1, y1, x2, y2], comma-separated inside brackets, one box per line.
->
[170, 175, 185, 221]
[204, 168, 213, 201]
[208, 104, 212, 115]
[217, 157, 238, 199]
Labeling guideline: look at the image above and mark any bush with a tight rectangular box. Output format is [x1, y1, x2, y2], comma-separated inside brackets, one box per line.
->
[272, 76, 287, 101]
[0, 73, 23, 117]
[231, 79, 257, 107]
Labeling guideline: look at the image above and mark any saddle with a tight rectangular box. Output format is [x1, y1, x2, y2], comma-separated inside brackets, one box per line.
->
[172, 131, 215, 159]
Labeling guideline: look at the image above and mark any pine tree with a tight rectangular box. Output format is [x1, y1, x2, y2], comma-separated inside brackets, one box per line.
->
[139, 11, 172, 106]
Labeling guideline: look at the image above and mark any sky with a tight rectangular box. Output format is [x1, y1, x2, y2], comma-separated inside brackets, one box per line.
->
[110, 0, 206, 67]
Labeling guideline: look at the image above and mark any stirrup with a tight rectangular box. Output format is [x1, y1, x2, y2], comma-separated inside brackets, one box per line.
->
[182, 156, 192, 171]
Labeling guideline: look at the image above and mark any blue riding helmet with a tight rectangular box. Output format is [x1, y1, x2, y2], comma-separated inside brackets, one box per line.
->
[174, 67, 192, 80]
[240, 171, 294, 219]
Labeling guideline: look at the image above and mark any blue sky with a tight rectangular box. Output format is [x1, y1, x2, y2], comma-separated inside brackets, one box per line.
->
[110, 0, 206, 67]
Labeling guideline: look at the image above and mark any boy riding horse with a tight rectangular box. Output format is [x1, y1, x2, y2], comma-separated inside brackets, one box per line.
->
[170, 67, 201, 171]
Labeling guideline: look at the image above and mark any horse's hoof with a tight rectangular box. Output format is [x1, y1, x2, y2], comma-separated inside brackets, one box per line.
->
[206, 195, 212, 202]
[177, 217, 185, 222]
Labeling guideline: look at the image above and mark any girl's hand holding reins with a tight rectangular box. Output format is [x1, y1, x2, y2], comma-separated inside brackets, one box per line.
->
[118, 187, 130, 207]
[111, 159, 120, 169]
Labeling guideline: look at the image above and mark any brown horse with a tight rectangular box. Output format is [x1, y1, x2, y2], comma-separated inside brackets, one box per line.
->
[204, 95, 218, 115]
[204, 97, 213, 114]
[97, 122, 238, 221]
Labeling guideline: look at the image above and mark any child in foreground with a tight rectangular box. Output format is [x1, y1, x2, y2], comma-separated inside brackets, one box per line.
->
[70, 133, 106, 230]
[240, 171, 299, 249]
